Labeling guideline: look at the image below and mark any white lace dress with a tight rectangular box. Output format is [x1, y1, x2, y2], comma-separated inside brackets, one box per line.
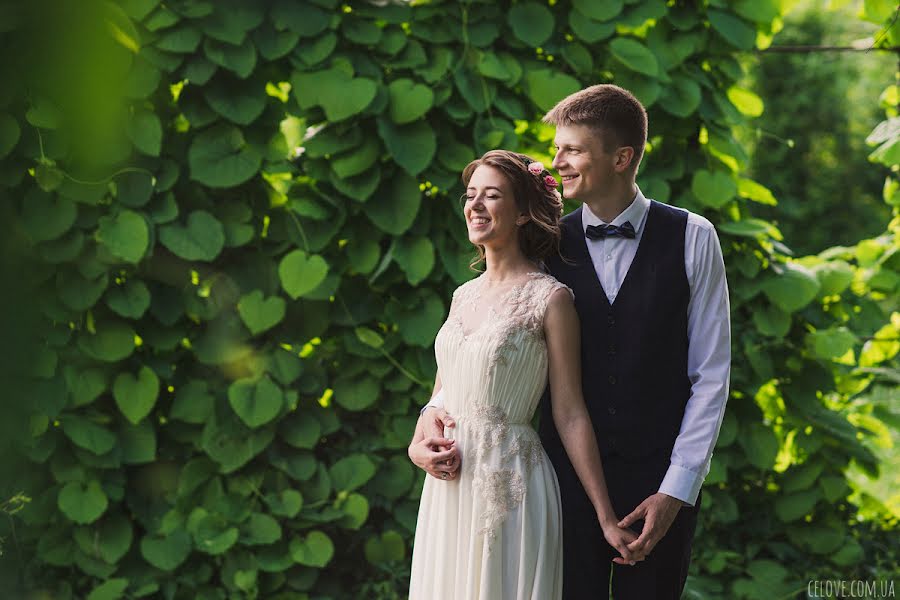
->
[409, 272, 570, 600]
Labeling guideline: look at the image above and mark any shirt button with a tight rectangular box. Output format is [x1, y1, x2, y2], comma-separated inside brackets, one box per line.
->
[608, 406, 617, 415]
[608, 375, 617, 385]
[606, 254, 612, 260]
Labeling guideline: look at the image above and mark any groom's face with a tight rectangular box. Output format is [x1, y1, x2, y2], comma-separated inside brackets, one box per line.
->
[552, 124, 616, 202]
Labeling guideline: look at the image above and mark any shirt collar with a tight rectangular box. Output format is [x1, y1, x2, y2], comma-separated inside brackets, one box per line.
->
[581, 187, 651, 232]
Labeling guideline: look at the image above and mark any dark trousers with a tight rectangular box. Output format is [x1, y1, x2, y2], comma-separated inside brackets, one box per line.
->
[556, 451, 701, 600]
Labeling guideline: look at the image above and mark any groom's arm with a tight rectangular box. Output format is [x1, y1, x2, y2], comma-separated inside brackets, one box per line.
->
[658, 217, 731, 506]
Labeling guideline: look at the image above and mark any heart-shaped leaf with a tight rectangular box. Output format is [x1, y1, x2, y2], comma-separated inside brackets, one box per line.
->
[387, 78, 434, 124]
[96, 209, 149, 263]
[238, 290, 286, 335]
[691, 169, 737, 208]
[329, 454, 376, 491]
[364, 530, 405, 565]
[170, 380, 215, 423]
[761, 264, 820, 313]
[265, 489, 303, 518]
[188, 124, 262, 188]
[61, 416, 117, 454]
[78, 321, 136, 362]
[333, 375, 380, 411]
[507, 2, 554, 47]
[659, 75, 701, 117]
[278, 249, 329, 299]
[58, 480, 108, 524]
[105, 279, 151, 318]
[524, 68, 581, 112]
[376, 118, 436, 175]
[94, 514, 133, 564]
[65, 366, 107, 407]
[140, 530, 192, 571]
[159, 210, 225, 261]
[204, 81, 267, 125]
[228, 376, 284, 428]
[289, 530, 334, 567]
[363, 172, 421, 235]
[394, 236, 435, 285]
[113, 366, 160, 425]
[241, 513, 282, 545]
[609, 37, 659, 77]
[126, 110, 162, 156]
[292, 68, 377, 122]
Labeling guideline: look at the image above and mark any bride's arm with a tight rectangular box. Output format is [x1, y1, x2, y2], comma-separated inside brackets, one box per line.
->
[544, 288, 639, 564]
[408, 371, 460, 480]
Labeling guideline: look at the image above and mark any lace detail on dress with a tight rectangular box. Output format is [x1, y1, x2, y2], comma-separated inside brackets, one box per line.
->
[447, 272, 573, 551]
[468, 403, 544, 550]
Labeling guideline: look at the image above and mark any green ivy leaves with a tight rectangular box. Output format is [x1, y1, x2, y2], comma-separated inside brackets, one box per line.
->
[278, 249, 329, 298]
[188, 125, 262, 188]
[10, 2, 896, 598]
[159, 210, 226, 261]
[292, 68, 377, 122]
[59, 481, 108, 524]
[113, 366, 159, 424]
[238, 290, 286, 334]
[228, 376, 284, 428]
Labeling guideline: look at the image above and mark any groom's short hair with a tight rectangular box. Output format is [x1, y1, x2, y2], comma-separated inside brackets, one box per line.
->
[543, 84, 648, 171]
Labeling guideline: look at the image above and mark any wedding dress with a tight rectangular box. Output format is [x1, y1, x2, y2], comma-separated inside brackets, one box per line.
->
[409, 272, 571, 600]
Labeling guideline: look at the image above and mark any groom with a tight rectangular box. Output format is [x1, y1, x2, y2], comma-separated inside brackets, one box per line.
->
[413, 84, 730, 599]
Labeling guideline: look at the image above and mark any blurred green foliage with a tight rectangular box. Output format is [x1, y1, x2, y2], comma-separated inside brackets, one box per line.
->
[744, 1, 894, 255]
[0, 0, 896, 598]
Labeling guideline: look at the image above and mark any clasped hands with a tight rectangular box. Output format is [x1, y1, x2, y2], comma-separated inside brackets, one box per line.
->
[408, 407, 460, 481]
[606, 492, 683, 565]
[410, 408, 682, 565]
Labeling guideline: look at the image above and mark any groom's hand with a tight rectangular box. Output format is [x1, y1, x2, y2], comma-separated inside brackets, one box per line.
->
[618, 492, 682, 559]
[421, 406, 456, 439]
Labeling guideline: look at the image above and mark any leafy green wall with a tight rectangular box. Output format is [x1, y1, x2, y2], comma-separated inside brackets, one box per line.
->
[0, 1, 897, 598]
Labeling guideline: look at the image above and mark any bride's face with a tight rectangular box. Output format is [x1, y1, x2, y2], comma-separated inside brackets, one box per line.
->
[464, 165, 523, 250]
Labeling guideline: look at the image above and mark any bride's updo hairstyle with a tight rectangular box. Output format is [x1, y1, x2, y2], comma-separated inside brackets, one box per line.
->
[461, 150, 564, 269]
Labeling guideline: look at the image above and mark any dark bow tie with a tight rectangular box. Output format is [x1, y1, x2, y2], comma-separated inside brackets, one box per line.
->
[585, 221, 636, 240]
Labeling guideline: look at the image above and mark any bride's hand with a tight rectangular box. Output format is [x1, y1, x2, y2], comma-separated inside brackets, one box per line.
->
[408, 436, 460, 481]
[599, 518, 641, 565]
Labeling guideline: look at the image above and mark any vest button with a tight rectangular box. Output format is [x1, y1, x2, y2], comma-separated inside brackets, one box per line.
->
[608, 375, 617, 385]
[607, 315, 615, 325]
[608, 406, 617, 415]
[608, 345, 616, 356]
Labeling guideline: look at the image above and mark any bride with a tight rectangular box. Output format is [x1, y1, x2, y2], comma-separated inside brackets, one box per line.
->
[407, 150, 639, 599]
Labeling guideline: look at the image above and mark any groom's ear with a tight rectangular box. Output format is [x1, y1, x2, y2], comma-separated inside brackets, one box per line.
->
[614, 146, 636, 173]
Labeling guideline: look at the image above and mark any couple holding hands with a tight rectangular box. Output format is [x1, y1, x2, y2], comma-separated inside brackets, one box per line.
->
[405, 84, 731, 599]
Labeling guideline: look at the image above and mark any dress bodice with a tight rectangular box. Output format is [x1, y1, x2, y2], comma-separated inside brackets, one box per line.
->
[433, 271, 573, 544]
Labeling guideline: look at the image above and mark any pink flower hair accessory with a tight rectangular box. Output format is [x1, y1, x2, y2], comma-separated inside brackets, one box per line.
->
[543, 174, 559, 191]
[527, 161, 544, 175]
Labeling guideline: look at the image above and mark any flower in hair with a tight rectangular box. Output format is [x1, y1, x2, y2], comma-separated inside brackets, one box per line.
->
[527, 161, 544, 175]
[543, 174, 559, 191]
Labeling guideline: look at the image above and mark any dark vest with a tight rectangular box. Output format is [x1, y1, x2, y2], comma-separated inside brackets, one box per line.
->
[539, 201, 691, 462]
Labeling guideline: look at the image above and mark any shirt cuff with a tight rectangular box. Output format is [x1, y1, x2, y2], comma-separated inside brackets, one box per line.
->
[419, 389, 445, 415]
[658, 463, 704, 506]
